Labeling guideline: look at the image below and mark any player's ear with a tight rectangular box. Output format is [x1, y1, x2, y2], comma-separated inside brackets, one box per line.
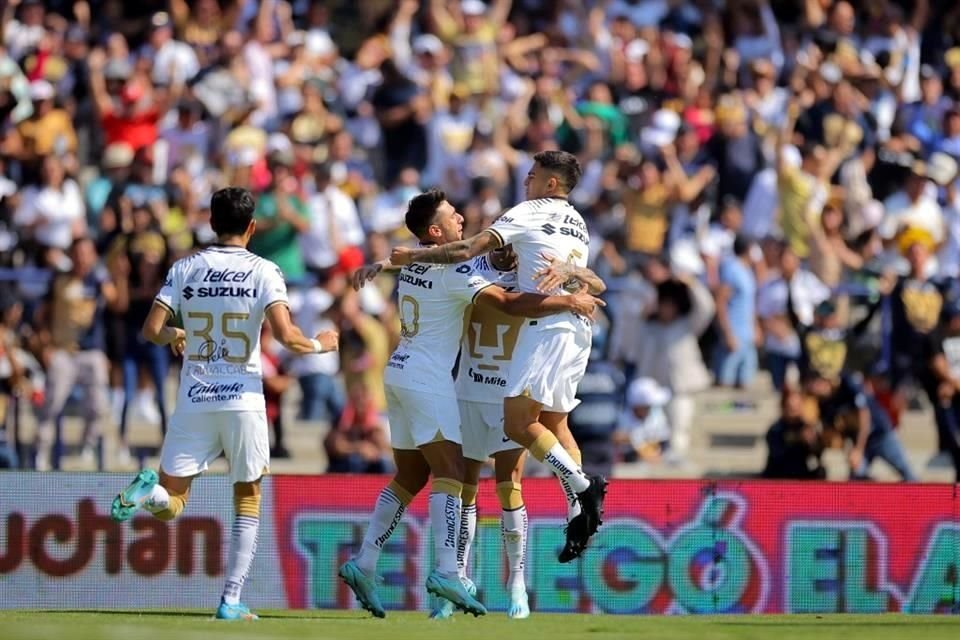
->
[246, 219, 256, 238]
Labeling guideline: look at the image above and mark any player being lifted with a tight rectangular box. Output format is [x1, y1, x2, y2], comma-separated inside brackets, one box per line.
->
[108, 187, 339, 620]
[390, 151, 607, 562]
[355, 242, 605, 619]
[339, 190, 603, 618]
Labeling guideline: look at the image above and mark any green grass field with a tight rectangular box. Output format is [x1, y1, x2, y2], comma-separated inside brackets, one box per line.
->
[1, 610, 959, 640]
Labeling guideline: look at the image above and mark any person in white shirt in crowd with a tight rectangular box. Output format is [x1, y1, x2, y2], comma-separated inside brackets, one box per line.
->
[756, 239, 830, 391]
[14, 154, 85, 269]
[141, 12, 200, 87]
[623, 272, 714, 463]
[614, 377, 672, 464]
[365, 167, 422, 237]
[302, 162, 364, 277]
[880, 161, 943, 255]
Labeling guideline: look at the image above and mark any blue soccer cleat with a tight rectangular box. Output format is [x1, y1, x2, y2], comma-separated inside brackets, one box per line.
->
[507, 588, 530, 619]
[339, 559, 386, 618]
[425, 571, 486, 617]
[215, 600, 258, 620]
[429, 576, 476, 619]
[111, 469, 159, 522]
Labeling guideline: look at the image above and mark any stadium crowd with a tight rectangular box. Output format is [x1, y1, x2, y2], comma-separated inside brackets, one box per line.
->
[1, 0, 960, 482]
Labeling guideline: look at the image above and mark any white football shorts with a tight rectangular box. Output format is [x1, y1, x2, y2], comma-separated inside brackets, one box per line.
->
[505, 322, 592, 413]
[459, 399, 522, 462]
[385, 383, 462, 450]
[160, 410, 269, 483]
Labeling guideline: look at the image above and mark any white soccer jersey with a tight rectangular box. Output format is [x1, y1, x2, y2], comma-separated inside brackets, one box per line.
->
[487, 197, 591, 332]
[456, 255, 523, 404]
[155, 245, 288, 414]
[383, 258, 495, 397]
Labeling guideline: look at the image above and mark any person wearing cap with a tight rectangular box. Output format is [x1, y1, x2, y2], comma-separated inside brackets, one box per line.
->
[921, 295, 960, 480]
[804, 367, 916, 481]
[614, 377, 671, 463]
[883, 227, 944, 412]
[14, 79, 77, 161]
[901, 64, 951, 156]
[429, 0, 510, 96]
[762, 384, 825, 479]
[88, 48, 165, 152]
[880, 160, 944, 249]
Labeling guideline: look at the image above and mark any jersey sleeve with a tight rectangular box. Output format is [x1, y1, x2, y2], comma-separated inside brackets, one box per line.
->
[487, 208, 531, 247]
[261, 261, 289, 312]
[154, 262, 180, 318]
[446, 262, 496, 303]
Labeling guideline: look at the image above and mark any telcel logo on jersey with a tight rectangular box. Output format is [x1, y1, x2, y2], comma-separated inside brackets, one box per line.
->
[187, 381, 244, 403]
[183, 269, 256, 299]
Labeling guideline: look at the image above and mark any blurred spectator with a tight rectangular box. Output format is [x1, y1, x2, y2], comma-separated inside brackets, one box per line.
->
[262, 323, 293, 459]
[15, 79, 76, 162]
[302, 162, 364, 277]
[713, 236, 758, 388]
[250, 151, 310, 285]
[622, 272, 714, 460]
[614, 377, 671, 464]
[0, 288, 23, 468]
[568, 324, 625, 478]
[324, 378, 390, 474]
[30, 237, 127, 470]
[805, 371, 916, 481]
[14, 154, 85, 268]
[763, 384, 825, 479]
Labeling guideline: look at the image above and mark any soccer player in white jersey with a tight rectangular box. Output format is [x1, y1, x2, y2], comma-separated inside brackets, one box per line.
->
[108, 187, 339, 621]
[338, 189, 602, 619]
[390, 151, 607, 562]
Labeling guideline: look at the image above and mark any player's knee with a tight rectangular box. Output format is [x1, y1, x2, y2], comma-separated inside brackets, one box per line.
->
[233, 481, 262, 518]
[495, 481, 524, 510]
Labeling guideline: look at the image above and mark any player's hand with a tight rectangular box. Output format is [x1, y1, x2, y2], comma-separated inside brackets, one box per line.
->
[390, 246, 414, 266]
[314, 330, 340, 353]
[352, 263, 383, 291]
[567, 292, 606, 320]
[533, 253, 574, 292]
[169, 328, 187, 357]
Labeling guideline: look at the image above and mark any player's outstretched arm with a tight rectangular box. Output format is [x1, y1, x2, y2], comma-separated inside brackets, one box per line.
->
[533, 254, 607, 294]
[142, 302, 186, 354]
[266, 302, 339, 355]
[352, 259, 401, 291]
[390, 230, 500, 266]
[475, 286, 605, 320]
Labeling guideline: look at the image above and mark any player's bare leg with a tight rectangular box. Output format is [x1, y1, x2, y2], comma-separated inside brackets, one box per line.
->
[431, 457, 482, 619]
[341, 449, 430, 618]
[494, 448, 530, 619]
[504, 396, 606, 562]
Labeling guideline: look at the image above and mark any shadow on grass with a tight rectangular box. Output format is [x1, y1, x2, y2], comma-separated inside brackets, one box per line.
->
[719, 621, 960, 628]
[36, 610, 359, 621]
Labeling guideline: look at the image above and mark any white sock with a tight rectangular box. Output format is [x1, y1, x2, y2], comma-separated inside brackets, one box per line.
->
[457, 502, 478, 579]
[142, 484, 170, 513]
[355, 486, 406, 575]
[502, 506, 528, 593]
[558, 475, 582, 521]
[429, 491, 461, 576]
[542, 443, 590, 493]
[222, 515, 259, 605]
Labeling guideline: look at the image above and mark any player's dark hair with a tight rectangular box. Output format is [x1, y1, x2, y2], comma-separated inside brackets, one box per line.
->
[210, 187, 256, 237]
[405, 189, 446, 239]
[533, 150, 582, 193]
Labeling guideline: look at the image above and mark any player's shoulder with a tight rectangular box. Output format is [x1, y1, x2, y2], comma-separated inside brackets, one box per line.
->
[444, 259, 493, 290]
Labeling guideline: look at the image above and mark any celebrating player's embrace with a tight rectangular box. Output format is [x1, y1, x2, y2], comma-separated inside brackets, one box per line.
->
[346, 151, 609, 618]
